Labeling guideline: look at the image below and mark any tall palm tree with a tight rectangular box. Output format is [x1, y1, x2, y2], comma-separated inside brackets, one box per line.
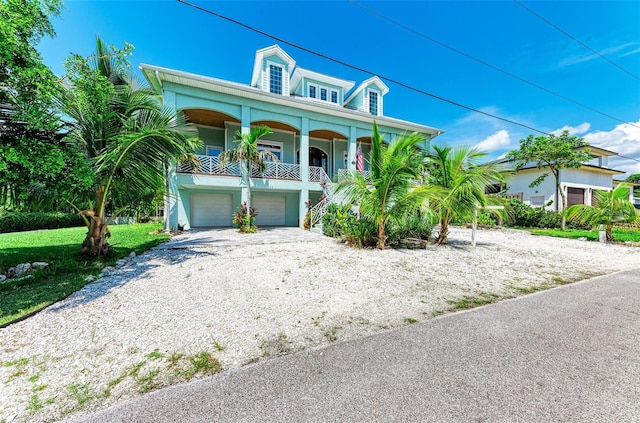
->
[566, 184, 638, 242]
[219, 125, 275, 227]
[335, 122, 441, 249]
[427, 145, 505, 245]
[58, 37, 201, 255]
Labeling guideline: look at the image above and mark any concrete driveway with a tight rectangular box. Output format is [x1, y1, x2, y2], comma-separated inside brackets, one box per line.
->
[69, 268, 640, 422]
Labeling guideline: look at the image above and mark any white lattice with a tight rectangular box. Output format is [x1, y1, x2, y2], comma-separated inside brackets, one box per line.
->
[251, 162, 300, 180]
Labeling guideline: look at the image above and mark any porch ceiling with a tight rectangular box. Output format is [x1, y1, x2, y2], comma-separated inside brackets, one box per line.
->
[310, 129, 346, 140]
[183, 109, 239, 128]
[357, 136, 372, 144]
[253, 120, 299, 135]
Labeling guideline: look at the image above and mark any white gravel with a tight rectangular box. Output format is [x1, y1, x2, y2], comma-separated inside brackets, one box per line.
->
[1, 227, 639, 422]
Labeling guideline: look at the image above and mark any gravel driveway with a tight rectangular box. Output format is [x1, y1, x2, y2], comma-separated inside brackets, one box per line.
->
[1, 227, 639, 422]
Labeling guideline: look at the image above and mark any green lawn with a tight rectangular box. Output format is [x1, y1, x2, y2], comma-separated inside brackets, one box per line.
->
[0, 224, 170, 326]
[529, 227, 640, 243]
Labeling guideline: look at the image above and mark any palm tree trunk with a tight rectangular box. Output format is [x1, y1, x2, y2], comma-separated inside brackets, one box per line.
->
[606, 225, 613, 243]
[82, 186, 111, 256]
[436, 217, 449, 245]
[245, 161, 252, 226]
[377, 219, 387, 249]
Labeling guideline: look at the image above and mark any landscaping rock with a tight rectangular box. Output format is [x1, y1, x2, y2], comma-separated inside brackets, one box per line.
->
[578, 237, 587, 241]
[14, 263, 31, 277]
[0, 274, 6, 284]
[31, 262, 49, 270]
[129, 251, 137, 258]
[116, 259, 127, 268]
[85, 275, 97, 283]
[100, 266, 115, 276]
[7, 267, 16, 278]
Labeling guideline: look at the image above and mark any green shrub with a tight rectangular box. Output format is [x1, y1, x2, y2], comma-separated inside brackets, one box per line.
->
[388, 213, 433, 243]
[0, 211, 85, 234]
[342, 218, 377, 248]
[507, 199, 561, 229]
[321, 203, 356, 238]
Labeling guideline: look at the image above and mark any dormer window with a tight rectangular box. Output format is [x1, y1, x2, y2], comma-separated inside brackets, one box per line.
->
[305, 82, 341, 105]
[330, 90, 338, 104]
[309, 85, 317, 99]
[269, 64, 283, 95]
[369, 90, 379, 116]
[320, 88, 327, 101]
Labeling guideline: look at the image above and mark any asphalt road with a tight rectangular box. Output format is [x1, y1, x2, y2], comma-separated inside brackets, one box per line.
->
[70, 269, 640, 422]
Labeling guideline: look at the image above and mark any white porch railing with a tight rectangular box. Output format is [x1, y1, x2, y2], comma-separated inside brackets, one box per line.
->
[179, 155, 303, 180]
[337, 168, 373, 181]
[250, 161, 300, 180]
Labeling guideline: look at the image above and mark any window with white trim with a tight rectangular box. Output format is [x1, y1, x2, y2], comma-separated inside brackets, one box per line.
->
[269, 64, 283, 95]
[257, 141, 282, 161]
[369, 90, 379, 116]
[530, 195, 545, 207]
[320, 87, 327, 101]
[206, 146, 223, 157]
[330, 90, 338, 104]
[308, 84, 317, 99]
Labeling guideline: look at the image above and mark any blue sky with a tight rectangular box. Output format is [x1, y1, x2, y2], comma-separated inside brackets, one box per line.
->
[38, 1, 640, 176]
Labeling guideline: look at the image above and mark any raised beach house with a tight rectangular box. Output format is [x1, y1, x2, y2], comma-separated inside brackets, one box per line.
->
[141, 45, 443, 229]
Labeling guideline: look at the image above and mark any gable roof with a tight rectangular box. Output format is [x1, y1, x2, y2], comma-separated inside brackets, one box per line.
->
[250, 44, 296, 87]
[344, 76, 389, 104]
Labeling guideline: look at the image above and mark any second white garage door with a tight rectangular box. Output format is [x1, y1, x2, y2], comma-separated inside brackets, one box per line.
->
[253, 195, 286, 226]
[191, 193, 233, 227]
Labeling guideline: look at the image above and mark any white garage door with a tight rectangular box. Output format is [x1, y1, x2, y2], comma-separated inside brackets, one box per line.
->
[253, 195, 286, 226]
[191, 193, 233, 227]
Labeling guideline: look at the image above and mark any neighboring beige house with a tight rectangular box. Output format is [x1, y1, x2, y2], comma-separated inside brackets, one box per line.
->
[504, 146, 631, 210]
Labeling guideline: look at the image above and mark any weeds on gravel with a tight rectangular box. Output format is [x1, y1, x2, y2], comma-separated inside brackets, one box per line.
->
[405, 317, 418, 324]
[260, 333, 294, 357]
[448, 291, 501, 310]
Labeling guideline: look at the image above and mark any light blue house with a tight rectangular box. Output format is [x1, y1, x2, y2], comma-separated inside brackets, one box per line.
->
[140, 45, 443, 229]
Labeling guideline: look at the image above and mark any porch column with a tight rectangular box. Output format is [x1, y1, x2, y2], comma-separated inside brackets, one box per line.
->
[163, 91, 178, 231]
[299, 117, 309, 228]
[240, 106, 251, 205]
[347, 126, 357, 171]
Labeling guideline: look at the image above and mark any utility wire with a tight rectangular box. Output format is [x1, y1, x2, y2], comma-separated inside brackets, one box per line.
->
[514, 0, 640, 82]
[176, 0, 640, 164]
[348, 0, 639, 130]
[177, 0, 548, 134]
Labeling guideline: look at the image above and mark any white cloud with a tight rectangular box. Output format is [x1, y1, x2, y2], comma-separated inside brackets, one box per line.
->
[583, 119, 640, 176]
[552, 122, 591, 135]
[474, 130, 511, 152]
[559, 42, 639, 67]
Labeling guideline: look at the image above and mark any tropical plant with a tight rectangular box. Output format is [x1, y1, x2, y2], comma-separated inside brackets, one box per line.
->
[335, 122, 440, 249]
[506, 131, 591, 230]
[219, 125, 275, 227]
[426, 145, 506, 245]
[232, 202, 257, 233]
[57, 37, 201, 255]
[566, 184, 639, 242]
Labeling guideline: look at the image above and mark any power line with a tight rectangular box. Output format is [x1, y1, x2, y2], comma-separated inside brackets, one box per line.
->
[514, 0, 640, 82]
[177, 0, 548, 135]
[348, 0, 640, 130]
[176, 0, 640, 164]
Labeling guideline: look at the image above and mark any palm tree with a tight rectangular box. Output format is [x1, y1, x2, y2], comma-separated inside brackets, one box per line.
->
[58, 37, 201, 255]
[219, 125, 275, 229]
[566, 184, 638, 242]
[335, 122, 441, 249]
[426, 145, 505, 245]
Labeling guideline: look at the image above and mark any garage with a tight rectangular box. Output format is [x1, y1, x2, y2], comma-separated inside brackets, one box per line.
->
[252, 195, 286, 226]
[191, 193, 233, 227]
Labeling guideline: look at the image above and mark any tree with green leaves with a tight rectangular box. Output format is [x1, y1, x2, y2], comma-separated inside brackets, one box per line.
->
[335, 122, 441, 249]
[219, 125, 275, 232]
[506, 130, 591, 230]
[427, 145, 506, 245]
[566, 184, 638, 242]
[0, 0, 93, 211]
[626, 174, 640, 197]
[57, 37, 201, 255]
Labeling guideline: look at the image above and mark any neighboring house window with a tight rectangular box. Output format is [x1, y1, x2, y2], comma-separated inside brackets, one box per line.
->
[320, 88, 327, 101]
[330, 90, 338, 104]
[369, 90, 379, 115]
[257, 141, 282, 161]
[206, 146, 222, 157]
[269, 64, 283, 95]
[530, 195, 545, 207]
[308, 84, 317, 99]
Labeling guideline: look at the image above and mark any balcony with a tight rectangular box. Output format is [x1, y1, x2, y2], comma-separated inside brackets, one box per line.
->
[178, 155, 330, 183]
